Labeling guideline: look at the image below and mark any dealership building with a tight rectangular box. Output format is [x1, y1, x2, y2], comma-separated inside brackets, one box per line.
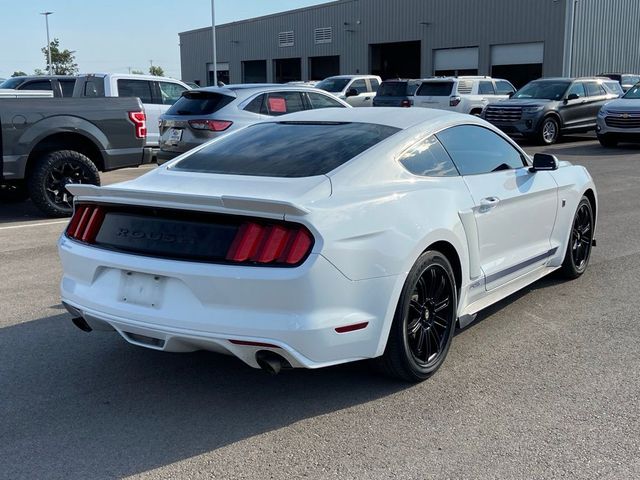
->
[179, 0, 640, 89]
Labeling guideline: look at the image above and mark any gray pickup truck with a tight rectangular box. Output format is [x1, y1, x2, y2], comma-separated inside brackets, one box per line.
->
[0, 97, 149, 216]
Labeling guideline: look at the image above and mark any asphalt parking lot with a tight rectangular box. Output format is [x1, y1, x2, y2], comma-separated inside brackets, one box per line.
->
[2, 137, 639, 480]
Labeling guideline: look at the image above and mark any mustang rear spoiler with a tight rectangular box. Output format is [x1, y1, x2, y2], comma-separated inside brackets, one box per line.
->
[65, 184, 310, 218]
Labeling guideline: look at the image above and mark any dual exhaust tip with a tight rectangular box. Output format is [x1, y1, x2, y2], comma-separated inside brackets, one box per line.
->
[255, 350, 292, 375]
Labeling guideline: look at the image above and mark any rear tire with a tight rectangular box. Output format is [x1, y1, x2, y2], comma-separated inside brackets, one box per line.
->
[559, 196, 594, 279]
[379, 251, 457, 382]
[537, 116, 561, 145]
[598, 134, 618, 147]
[27, 150, 100, 217]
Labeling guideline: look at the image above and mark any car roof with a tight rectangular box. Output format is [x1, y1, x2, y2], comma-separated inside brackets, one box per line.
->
[323, 75, 378, 80]
[190, 84, 330, 97]
[10, 75, 76, 80]
[270, 106, 467, 130]
[78, 73, 186, 83]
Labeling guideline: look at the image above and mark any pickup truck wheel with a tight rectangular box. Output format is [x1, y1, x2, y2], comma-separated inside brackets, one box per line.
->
[538, 117, 560, 145]
[0, 181, 30, 203]
[27, 150, 100, 217]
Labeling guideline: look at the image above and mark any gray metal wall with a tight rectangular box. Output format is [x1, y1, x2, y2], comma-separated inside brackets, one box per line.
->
[570, 0, 640, 77]
[179, 0, 569, 84]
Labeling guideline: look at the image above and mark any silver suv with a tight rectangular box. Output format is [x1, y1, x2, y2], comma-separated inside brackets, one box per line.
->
[158, 84, 349, 163]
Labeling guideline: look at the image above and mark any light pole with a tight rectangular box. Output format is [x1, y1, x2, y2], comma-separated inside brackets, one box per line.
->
[211, 0, 217, 86]
[40, 11, 53, 75]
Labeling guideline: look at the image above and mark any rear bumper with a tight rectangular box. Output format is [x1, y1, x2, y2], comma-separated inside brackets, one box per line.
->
[58, 236, 398, 369]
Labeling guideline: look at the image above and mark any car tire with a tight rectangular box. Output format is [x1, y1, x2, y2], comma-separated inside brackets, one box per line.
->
[598, 134, 618, 148]
[27, 150, 100, 218]
[0, 181, 30, 203]
[559, 196, 594, 279]
[379, 250, 458, 382]
[538, 116, 561, 145]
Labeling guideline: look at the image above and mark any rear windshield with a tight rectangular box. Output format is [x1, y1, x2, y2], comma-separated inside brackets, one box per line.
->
[166, 91, 234, 116]
[416, 82, 454, 96]
[174, 122, 400, 178]
[377, 82, 409, 97]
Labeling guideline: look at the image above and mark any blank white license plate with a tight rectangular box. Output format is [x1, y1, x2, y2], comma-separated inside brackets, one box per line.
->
[167, 128, 183, 144]
[118, 271, 164, 308]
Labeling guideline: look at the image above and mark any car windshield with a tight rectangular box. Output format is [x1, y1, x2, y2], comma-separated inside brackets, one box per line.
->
[623, 84, 640, 99]
[316, 78, 350, 93]
[512, 81, 571, 100]
[174, 121, 400, 178]
[0, 77, 24, 89]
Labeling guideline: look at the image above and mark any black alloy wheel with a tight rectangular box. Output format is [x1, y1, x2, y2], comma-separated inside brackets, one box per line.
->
[560, 196, 594, 279]
[380, 251, 457, 382]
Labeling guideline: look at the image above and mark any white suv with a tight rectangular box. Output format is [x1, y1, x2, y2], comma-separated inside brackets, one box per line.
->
[413, 76, 516, 115]
[316, 75, 382, 107]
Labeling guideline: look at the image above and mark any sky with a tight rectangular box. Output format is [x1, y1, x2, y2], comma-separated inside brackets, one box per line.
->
[0, 0, 331, 79]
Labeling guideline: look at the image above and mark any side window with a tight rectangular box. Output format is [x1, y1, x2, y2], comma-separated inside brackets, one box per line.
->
[478, 81, 495, 95]
[368, 78, 380, 92]
[585, 82, 605, 97]
[495, 80, 515, 96]
[436, 125, 525, 175]
[244, 94, 265, 114]
[399, 135, 458, 177]
[159, 81, 187, 105]
[117, 79, 153, 104]
[566, 82, 586, 98]
[83, 79, 105, 97]
[306, 92, 345, 109]
[349, 79, 367, 94]
[261, 92, 305, 116]
[22, 80, 52, 91]
[59, 80, 76, 97]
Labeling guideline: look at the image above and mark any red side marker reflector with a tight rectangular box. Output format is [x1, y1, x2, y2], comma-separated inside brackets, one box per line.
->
[229, 339, 281, 348]
[335, 322, 369, 334]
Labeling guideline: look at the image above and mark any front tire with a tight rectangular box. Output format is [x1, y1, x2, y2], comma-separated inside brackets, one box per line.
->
[379, 251, 458, 382]
[538, 116, 560, 145]
[560, 196, 594, 279]
[27, 150, 100, 217]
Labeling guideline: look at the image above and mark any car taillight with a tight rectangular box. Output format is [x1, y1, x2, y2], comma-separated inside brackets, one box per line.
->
[66, 205, 105, 244]
[128, 111, 147, 139]
[188, 119, 233, 132]
[401, 99, 411, 108]
[226, 221, 314, 266]
[449, 96, 461, 107]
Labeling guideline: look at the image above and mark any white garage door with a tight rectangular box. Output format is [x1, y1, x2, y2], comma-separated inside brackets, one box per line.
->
[434, 47, 479, 72]
[491, 42, 544, 66]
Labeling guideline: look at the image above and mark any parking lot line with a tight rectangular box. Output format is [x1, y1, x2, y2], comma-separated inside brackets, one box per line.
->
[0, 220, 69, 230]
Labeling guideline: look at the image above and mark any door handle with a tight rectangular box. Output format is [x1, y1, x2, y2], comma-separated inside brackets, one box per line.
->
[364, 96, 371, 101]
[479, 197, 500, 211]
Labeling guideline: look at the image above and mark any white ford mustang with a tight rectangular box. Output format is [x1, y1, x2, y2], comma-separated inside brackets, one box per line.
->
[59, 108, 597, 381]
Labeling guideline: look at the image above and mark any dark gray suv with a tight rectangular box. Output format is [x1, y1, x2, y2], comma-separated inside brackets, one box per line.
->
[483, 77, 618, 144]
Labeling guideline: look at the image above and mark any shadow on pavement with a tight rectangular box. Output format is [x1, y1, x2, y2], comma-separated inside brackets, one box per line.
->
[0, 199, 53, 223]
[0, 313, 408, 479]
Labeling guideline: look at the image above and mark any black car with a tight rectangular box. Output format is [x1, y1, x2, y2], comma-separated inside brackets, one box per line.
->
[483, 77, 618, 145]
[373, 79, 421, 107]
[0, 75, 77, 98]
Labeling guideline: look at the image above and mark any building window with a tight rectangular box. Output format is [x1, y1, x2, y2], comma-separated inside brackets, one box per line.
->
[314, 27, 332, 44]
[278, 31, 294, 48]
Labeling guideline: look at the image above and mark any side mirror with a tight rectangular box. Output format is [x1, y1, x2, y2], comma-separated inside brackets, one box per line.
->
[508, 91, 515, 98]
[345, 88, 358, 98]
[566, 93, 579, 101]
[530, 153, 559, 172]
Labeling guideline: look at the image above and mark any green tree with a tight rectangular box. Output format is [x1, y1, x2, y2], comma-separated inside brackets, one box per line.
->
[42, 38, 78, 75]
[149, 65, 164, 77]
[131, 69, 144, 75]
[11, 71, 27, 77]
[34, 68, 45, 76]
